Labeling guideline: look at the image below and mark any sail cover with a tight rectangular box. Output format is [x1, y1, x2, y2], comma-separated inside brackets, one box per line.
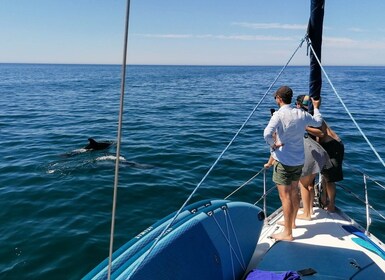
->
[307, 0, 324, 114]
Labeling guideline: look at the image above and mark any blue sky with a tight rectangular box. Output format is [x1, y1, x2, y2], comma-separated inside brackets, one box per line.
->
[1, 0, 385, 65]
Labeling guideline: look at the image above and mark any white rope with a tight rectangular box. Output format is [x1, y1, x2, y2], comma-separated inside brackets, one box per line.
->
[223, 210, 236, 280]
[254, 185, 276, 206]
[172, 36, 307, 213]
[307, 38, 385, 168]
[126, 36, 309, 275]
[102, 7, 385, 274]
[225, 209, 247, 268]
[224, 167, 264, 200]
[108, 1, 131, 279]
[211, 209, 246, 271]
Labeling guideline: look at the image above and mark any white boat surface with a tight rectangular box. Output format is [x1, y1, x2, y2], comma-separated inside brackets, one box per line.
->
[248, 203, 385, 279]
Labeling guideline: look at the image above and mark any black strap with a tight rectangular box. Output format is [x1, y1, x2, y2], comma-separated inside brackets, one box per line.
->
[297, 267, 317, 277]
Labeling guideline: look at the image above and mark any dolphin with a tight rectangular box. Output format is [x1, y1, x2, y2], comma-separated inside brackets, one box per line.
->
[59, 138, 114, 158]
[84, 138, 113, 151]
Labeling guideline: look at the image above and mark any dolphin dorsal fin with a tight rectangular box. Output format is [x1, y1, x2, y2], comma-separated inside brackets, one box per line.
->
[86, 138, 98, 149]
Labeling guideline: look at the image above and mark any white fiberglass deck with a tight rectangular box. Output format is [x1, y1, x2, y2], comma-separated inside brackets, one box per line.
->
[247, 207, 385, 279]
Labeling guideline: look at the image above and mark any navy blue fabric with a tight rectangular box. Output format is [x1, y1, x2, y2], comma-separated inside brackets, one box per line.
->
[307, 0, 325, 114]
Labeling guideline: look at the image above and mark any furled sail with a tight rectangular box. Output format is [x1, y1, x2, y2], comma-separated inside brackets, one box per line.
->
[307, 0, 324, 114]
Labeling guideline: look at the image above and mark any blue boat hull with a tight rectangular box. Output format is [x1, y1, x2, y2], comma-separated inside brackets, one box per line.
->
[84, 200, 265, 280]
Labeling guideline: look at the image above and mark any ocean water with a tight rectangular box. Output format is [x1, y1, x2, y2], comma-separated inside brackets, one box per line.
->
[0, 64, 384, 279]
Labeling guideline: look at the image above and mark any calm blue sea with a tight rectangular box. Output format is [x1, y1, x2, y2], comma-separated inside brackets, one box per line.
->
[0, 64, 384, 279]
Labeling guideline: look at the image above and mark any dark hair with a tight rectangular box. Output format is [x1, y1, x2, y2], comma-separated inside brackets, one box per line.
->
[274, 86, 293, 104]
[281, 95, 292, 104]
[296, 95, 309, 111]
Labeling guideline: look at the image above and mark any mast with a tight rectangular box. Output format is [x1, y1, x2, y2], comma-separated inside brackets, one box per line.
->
[307, 0, 325, 114]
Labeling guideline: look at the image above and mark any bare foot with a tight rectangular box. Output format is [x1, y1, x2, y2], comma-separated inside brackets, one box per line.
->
[277, 220, 296, 229]
[297, 213, 311, 221]
[326, 205, 336, 212]
[272, 231, 294, 241]
[321, 200, 328, 209]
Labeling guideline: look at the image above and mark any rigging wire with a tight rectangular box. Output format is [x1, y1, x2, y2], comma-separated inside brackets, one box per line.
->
[103, 22, 385, 276]
[125, 36, 308, 277]
[212, 211, 246, 271]
[98, 0, 385, 274]
[306, 37, 385, 168]
[344, 162, 385, 191]
[224, 37, 385, 215]
[337, 183, 385, 221]
[224, 167, 265, 200]
[108, 1, 131, 279]
[166, 36, 307, 218]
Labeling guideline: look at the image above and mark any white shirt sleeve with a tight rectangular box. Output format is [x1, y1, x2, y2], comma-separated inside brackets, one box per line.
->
[263, 113, 280, 147]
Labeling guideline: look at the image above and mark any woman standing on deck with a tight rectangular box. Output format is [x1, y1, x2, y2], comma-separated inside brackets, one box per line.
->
[318, 121, 344, 212]
[295, 95, 331, 220]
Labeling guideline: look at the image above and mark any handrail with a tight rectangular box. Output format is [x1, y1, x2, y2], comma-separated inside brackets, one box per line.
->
[125, 33, 385, 276]
[224, 163, 385, 235]
[364, 174, 370, 233]
[263, 168, 267, 219]
[343, 162, 385, 191]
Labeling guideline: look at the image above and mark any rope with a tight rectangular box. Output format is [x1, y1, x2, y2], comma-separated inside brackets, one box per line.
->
[223, 210, 236, 279]
[173, 36, 307, 213]
[226, 209, 246, 268]
[108, 1, 131, 279]
[306, 37, 385, 168]
[224, 167, 264, 200]
[103, 9, 385, 275]
[254, 185, 276, 205]
[212, 210, 246, 271]
[126, 36, 310, 275]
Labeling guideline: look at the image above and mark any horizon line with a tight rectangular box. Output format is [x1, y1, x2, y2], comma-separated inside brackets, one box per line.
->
[1, 62, 385, 67]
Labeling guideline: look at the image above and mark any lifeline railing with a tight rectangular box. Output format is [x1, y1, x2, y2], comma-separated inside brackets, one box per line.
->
[336, 162, 385, 234]
[111, 17, 385, 276]
[122, 36, 309, 279]
[224, 163, 385, 236]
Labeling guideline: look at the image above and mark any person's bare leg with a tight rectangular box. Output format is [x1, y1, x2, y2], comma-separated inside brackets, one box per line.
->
[278, 181, 300, 228]
[320, 175, 328, 207]
[309, 182, 315, 215]
[291, 181, 300, 227]
[326, 182, 336, 212]
[277, 220, 296, 229]
[297, 174, 315, 220]
[273, 184, 294, 241]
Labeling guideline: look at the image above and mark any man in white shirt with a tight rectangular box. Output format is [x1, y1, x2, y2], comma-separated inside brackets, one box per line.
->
[264, 86, 322, 241]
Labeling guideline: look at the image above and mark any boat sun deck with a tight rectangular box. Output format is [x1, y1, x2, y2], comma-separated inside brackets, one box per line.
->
[247, 206, 385, 279]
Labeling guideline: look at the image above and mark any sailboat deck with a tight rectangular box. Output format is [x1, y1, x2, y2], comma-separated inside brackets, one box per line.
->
[247, 207, 385, 279]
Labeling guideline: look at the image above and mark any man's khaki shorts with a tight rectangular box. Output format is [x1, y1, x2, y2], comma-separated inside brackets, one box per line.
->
[272, 161, 303, 186]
